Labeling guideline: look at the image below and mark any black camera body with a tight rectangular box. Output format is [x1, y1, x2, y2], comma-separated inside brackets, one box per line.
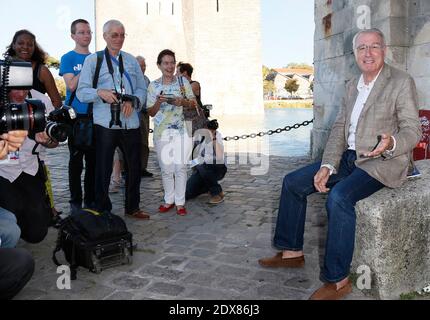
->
[109, 92, 140, 128]
[45, 106, 77, 142]
[202, 104, 213, 119]
[1, 58, 76, 142]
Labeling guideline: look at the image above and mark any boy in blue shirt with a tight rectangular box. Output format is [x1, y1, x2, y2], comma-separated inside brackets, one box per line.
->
[59, 19, 96, 215]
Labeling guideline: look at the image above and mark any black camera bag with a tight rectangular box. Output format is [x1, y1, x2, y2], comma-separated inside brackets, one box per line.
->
[52, 208, 133, 280]
[67, 51, 104, 151]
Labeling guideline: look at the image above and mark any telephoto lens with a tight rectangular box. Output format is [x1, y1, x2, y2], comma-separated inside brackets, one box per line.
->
[0, 100, 46, 134]
[109, 102, 122, 128]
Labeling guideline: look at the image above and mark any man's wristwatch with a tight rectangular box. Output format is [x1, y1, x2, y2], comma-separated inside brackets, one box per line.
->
[383, 148, 394, 158]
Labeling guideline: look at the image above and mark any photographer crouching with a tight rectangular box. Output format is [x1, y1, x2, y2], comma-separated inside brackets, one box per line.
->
[0, 88, 59, 244]
[0, 131, 35, 300]
[186, 119, 227, 205]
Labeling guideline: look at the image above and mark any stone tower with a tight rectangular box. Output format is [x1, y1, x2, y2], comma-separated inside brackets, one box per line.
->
[94, 0, 263, 115]
[313, 0, 430, 159]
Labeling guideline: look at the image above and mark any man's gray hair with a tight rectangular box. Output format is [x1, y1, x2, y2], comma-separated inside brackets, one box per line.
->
[136, 55, 145, 61]
[103, 20, 125, 34]
[352, 28, 386, 51]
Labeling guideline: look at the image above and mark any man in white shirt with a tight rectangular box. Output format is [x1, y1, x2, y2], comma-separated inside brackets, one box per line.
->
[258, 28, 421, 300]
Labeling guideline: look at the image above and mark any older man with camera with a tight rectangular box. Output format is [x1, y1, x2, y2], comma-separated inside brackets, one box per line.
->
[77, 20, 149, 219]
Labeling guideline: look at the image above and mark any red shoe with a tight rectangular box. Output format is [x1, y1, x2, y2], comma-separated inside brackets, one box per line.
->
[159, 203, 175, 213]
[176, 206, 187, 216]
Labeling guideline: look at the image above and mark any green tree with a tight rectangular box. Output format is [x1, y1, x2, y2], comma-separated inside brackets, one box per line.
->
[285, 63, 313, 70]
[46, 56, 60, 69]
[262, 65, 276, 98]
[285, 79, 299, 97]
[55, 77, 66, 100]
[263, 79, 276, 98]
[262, 65, 272, 79]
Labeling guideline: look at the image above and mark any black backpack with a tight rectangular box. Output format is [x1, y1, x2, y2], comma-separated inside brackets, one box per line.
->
[53, 208, 133, 280]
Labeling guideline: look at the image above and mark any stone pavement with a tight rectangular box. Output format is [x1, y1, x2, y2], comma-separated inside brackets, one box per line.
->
[14, 145, 373, 300]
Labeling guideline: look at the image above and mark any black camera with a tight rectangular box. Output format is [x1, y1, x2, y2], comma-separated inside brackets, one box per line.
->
[202, 104, 212, 118]
[207, 119, 219, 131]
[109, 92, 140, 128]
[1, 58, 76, 142]
[1, 59, 47, 135]
[45, 106, 77, 142]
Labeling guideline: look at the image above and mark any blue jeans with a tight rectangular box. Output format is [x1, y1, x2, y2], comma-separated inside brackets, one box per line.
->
[274, 150, 384, 283]
[186, 164, 227, 199]
[94, 125, 141, 215]
[0, 207, 21, 248]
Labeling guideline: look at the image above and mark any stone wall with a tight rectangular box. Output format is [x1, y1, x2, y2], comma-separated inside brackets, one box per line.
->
[94, 0, 263, 116]
[313, 0, 430, 159]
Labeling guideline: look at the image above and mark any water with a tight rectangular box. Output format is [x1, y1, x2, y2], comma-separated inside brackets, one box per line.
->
[264, 108, 313, 157]
[216, 108, 313, 157]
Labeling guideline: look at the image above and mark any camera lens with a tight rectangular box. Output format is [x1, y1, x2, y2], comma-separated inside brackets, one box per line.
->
[0, 101, 46, 134]
[45, 122, 70, 142]
[109, 102, 122, 128]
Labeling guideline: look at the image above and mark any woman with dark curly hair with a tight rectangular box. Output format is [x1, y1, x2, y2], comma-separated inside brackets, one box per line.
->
[4, 30, 62, 108]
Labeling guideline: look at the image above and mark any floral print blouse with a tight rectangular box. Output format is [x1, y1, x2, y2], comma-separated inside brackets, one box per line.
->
[147, 76, 195, 140]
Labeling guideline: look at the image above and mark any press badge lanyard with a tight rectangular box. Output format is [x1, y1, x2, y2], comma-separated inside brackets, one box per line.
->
[104, 48, 134, 94]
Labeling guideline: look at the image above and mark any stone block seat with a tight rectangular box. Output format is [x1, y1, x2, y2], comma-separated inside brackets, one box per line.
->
[352, 159, 430, 299]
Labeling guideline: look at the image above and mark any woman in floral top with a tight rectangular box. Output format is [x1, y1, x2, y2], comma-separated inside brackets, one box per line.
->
[147, 49, 197, 216]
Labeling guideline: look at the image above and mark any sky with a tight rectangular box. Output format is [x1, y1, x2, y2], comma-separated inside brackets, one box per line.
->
[0, 0, 314, 70]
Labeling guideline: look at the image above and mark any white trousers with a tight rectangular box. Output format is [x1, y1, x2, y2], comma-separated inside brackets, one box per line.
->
[154, 130, 192, 206]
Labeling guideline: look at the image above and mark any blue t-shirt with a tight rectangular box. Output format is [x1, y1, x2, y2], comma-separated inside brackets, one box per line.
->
[59, 51, 91, 114]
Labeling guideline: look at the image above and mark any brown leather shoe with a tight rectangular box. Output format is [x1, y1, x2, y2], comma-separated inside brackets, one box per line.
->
[309, 280, 352, 300]
[126, 210, 150, 220]
[258, 252, 305, 268]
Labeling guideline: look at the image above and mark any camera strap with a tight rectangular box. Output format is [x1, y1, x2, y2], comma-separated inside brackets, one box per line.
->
[177, 76, 186, 98]
[104, 48, 134, 95]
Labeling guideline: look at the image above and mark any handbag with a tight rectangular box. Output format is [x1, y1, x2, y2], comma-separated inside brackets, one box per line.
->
[67, 91, 94, 152]
[72, 116, 94, 152]
[178, 76, 208, 136]
[66, 53, 103, 151]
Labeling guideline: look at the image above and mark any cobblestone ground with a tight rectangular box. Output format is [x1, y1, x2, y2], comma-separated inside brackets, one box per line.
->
[14, 145, 374, 300]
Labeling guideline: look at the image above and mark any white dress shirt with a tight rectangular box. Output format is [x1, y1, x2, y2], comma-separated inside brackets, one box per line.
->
[347, 70, 381, 150]
[322, 69, 388, 175]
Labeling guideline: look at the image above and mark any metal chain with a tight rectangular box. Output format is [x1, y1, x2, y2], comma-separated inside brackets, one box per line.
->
[147, 119, 314, 140]
[223, 119, 313, 141]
